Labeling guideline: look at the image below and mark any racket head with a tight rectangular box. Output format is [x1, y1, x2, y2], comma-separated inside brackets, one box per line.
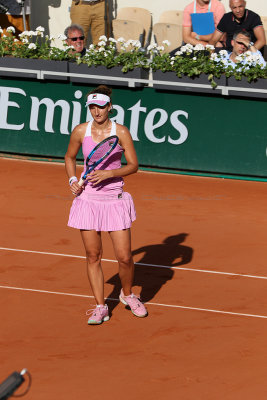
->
[79, 135, 119, 185]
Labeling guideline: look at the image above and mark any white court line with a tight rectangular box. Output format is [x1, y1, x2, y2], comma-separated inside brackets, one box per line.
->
[0, 284, 266, 320]
[1, 246, 267, 281]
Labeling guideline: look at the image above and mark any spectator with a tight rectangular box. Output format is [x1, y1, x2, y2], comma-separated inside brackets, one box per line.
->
[213, 30, 266, 68]
[65, 24, 87, 56]
[0, 0, 30, 37]
[183, 0, 225, 47]
[209, 0, 266, 52]
[70, 0, 106, 46]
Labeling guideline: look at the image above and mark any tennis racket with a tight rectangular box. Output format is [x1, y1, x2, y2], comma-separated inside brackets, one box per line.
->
[78, 135, 119, 186]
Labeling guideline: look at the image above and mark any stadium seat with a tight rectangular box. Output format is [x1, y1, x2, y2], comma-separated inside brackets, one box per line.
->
[261, 16, 267, 31]
[159, 10, 184, 25]
[153, 22, 183, 54]
[114, 7, 152, 48]
[112, 19, 145, 51]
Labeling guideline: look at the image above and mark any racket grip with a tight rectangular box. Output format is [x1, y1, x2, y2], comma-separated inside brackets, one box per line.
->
[78, 178, 85, 187]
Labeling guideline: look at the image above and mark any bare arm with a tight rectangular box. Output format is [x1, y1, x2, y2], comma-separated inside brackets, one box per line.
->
[209, 29, 224, 47]
[183, 26, 207, 46]
[192, 31, 214, 42]
[253, 26, 266, 50]
[64, 123, 85, 194]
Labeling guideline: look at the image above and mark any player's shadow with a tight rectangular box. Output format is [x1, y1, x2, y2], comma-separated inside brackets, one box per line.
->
[106, 233, 193, 313]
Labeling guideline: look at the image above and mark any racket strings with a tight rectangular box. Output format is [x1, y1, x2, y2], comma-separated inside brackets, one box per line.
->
[88, 139, 116, 165]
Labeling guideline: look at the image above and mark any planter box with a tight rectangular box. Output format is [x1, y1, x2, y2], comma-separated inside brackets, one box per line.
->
[227, 76, 267, 99]
[153, 71, 226, 95]
[0, 57, 68, 81]
[68, 63, 149, 87]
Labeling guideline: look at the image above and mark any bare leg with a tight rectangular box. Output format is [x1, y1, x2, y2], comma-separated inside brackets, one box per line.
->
[80, 230, 105, 305]
[109, 229, 134, 296]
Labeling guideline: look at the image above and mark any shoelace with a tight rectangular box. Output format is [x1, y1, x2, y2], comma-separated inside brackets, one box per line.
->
[125, 294, 142, 310]
[86, 305, 106, 318]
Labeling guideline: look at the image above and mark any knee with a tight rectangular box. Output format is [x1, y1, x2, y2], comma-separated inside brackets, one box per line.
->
[116, 252, 133, 267]
[85, 250, 102, 264]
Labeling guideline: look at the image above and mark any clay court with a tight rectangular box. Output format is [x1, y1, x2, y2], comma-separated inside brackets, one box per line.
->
[1, 157, 267, 400]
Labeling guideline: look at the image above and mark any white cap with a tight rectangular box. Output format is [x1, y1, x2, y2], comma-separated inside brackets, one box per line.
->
[85, 93, 110, 107]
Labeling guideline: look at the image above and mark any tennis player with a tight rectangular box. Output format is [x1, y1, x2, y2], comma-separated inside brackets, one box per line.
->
[65, 85, 148, 324]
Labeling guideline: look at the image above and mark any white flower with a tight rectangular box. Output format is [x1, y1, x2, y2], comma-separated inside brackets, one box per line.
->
[218, 50, 228, 57]
[121, 42, 129, 49]
[205, 44, 215, 51]
[22, 38, 29, 43]
[98, 47, 105, 52]
[193, 56, 197, 60]
[132, 40, 141, 49]
[117, 37, 126, 43]
[98, 35, 107, 41]
[28, 30, 36, 36]
[157, 45, 164, 52]
[108, 37, 117, 43]
[174, 50, 182, 56]
[36, 26, 45, 32]
[147, 44, 157, 51]
[185, 43, 193, 50]
[49, 35, 55, 40]
[28, 43, 37, 50]
[6, 26, 15, 33]
[19, 31, 28, 37]
[235, 55, 243, 63]
[98, 40, 106, 47]
[194, 43, 205, 51]
[162, 40, 170, 47]
[181, 45, 193, 54]
[210, 53, 217, 61]
[0, 28, 3, 34]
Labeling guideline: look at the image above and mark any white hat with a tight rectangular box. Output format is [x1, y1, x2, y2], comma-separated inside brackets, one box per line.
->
[85, 93, 110, 107]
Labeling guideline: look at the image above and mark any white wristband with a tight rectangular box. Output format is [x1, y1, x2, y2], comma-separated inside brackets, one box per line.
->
[69, 176, 78, 186]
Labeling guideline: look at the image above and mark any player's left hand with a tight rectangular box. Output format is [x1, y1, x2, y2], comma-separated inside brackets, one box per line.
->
[86, 170, 113, 185]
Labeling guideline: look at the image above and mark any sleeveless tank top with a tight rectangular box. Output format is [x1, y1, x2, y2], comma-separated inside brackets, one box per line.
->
[81, 120, 124, 194]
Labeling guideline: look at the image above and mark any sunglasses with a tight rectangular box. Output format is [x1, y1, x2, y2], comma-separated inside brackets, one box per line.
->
[236, 40, 247, 47]
[68, 36, 85, 41]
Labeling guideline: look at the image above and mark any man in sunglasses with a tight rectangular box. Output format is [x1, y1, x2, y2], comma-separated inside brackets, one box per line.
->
[209, 0, 266, 52]
[217, 29, 266, 68]
[64, 24, 87, 56]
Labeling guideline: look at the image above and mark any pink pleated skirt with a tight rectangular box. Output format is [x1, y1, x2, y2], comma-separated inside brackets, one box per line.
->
[68, 191, 136, 231]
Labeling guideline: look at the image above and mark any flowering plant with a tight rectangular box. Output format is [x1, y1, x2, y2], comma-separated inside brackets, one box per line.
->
[149, 42, 267, 87]
[79, 36, 150, 72]
[0, 26, 76, 61]
[1, 26, 267, 85]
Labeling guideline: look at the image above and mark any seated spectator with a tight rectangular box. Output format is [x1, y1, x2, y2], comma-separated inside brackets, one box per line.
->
[0, 0, 30, 37]
[213, 30, 266, 68]
[209, 0, 266, 52]
[183, 0, 225, 47]
[64, 24, 87, 56]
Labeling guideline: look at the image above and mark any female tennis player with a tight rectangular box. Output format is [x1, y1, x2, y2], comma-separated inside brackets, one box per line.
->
[65, 85, 148, 324]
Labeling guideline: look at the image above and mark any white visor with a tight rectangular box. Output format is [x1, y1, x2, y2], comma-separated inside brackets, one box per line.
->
[85, 93, 110, 107]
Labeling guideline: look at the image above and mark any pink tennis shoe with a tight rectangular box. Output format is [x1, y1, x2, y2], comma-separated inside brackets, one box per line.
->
[119, 289, 148, 317]
[87, 304, 109, 325]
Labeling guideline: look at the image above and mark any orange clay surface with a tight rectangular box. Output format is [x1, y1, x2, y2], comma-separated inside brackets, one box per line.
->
[1, 157, 267, 400]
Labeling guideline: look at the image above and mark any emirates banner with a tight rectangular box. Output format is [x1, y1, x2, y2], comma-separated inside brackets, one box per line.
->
[0, 78, 266, 178]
